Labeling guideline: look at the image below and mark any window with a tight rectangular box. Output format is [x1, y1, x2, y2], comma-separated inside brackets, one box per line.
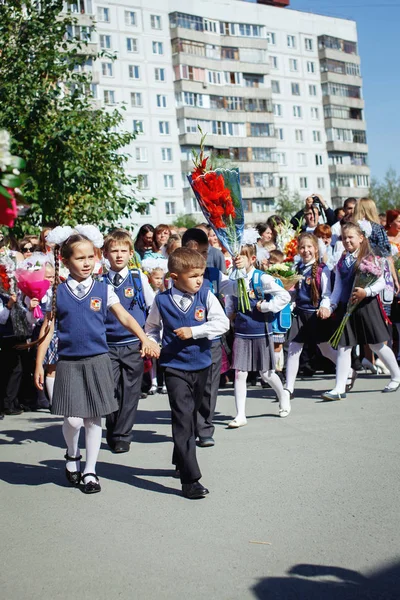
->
[297, 153, 307, 167]
[300, 177, 308, 189]
[164, 175, 174, 188]
[157, 94, 167, 108]
[295, 129, 304, 143]
[289, 58, 298, 72]
[127, 38, 138, 53]
[307, 61, 316, 73]
[103, 90, 115, 104]
[152, 41, 163, 55]
[271, 80, 280, 94]
[205, 19, 219, 34]
[151, 14, 162, 30]
[293, 105, 302, 118]
[165, 201, 176, 215]
[266, 32, 276, 45]
[99, 35, 111, 49]
[133, 120, 144, 134]
[287, 35, 296, 48]
[313, 130, 321, 142]
[309, 84, 317, 96]
[252, 199, 275, 213]
[252, 148, 274, 162]
[279, 176, 288, 187]
[311, 107, 319, 120]
[305, 38, 313, 51]
[129, 65, 140, 79]
[322, 82, 361, 99]
[270, 56, 278, 69]
[291, 82, 300, 96]
[131, 92, 142, 107]
[161, 148, 172, 162]
[101, 62, 113, 77]
[273, 103, 282, 117]
[155, 68, 165, 82]
[315, 154, 323, 166]
[250, 123, 273, 137]
[135, 147, 147, 162]
[97, 7, 109, 22]
[238, 23, 262, 38]
[159, 121, 170, 135]
[276, 128, 284, 140]
[137, 174, 149, 190]
[317, 177, 325, 189]
[125, 11, 136, 26]
[275, 152, 286, 166]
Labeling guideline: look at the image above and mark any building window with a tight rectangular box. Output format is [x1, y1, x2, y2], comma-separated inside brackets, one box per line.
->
[238, 23, 263, 38]
[103, 90, 115, 104]
[270, 56, 278, 69]
[101, 62, 113, 77]
[287, 35, 296, 48]
[276, 128, 284, 140]
[305, 38, 313, 51]
[291, 82, 300, 96]
[266, 32, 276, 45]
[311, 107, 319, 120]
[161, 148, 172, 162]
[151, 14, 162, 30]
[135, 147, 147, 162]
[309, 84, 317, 96]
[313, 130, 322, 142]
[297, 153, 307, 167]
[152, 41, 164, 55]
[97, 7, 109, 22]
[275, 152, 286, 166]
[157, 94, 167, 108]
[295, 129, 304, 143]
[252, 199, 275, 213]
[137, 174, 149, 189]
[129, 65, 140, 79]
[307, 61, 316, 73]
[289, 58, 298, 72]
[155, 68, 165, 82]
[315, 154, 323, 165]
[300, 177, 308, 189]
[293, 105, 302, 118]
[279, 176, 288, 187]
[317, 177, 325, 189]
[273, 103, 282, 117]
[133, 120, 144, 134]
[125, 11, 136, 26]
[271, 80, 280, 94]
[159, 121, 170, 135]
[127, 38, 138, 52]
[165, 201, 176, 215]
[250, 123, 273, 137]
[131, 92, 142, 107]
[99, 35, 111, 49]
[164, 175, 174, 188]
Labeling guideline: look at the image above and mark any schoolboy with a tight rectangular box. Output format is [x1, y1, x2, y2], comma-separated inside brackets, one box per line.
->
[103, 229, 155, 453]
[145, 247, 229, 499]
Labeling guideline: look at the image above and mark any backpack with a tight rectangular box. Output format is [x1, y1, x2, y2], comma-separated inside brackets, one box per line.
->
[252, 269, 291, 333]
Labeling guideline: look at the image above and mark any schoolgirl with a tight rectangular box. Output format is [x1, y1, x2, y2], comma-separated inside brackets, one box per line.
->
[34, 225, 159, 494]
[284, 233, 338, 397]
[225, 244, 292, 427]
[321, 222, 400, 400]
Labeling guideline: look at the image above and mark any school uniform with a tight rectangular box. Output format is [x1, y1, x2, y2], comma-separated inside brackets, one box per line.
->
[51, 276, 119, 418]
[105, 266, 154, 447]
[145, 286, 229, 484]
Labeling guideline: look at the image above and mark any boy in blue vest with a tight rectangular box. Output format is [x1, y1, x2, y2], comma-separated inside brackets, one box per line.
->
[103, 229, 155, 453]
[145, 247, 229, 499]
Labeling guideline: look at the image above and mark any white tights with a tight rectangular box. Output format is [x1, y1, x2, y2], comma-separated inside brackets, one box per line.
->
[285, 342, 338, 393]
[62, 416, 102, 483]
[234, 369, 289, 420]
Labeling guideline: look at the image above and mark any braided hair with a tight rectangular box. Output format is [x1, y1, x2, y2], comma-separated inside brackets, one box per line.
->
[297, 232, 321, 308]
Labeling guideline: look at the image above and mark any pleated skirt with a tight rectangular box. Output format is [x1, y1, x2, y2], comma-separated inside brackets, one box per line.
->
[289, 309, 334, 344]
[232, 335, 276, 372]
[51, 353, 118, 418]
[335, 296, 390, 348]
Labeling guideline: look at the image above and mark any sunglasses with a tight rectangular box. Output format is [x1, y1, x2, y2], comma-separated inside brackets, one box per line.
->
[22, 246, 36, 253]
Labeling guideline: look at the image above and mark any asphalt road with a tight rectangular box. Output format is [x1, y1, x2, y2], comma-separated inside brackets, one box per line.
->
[1, 372, 400, 600]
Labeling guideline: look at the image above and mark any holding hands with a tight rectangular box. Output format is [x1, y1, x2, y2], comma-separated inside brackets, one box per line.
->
[317, 307, 331, 320]
[141, 338, 160, 358]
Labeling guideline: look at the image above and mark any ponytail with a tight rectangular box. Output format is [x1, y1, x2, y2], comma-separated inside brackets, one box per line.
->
[310, 261, 321, 307]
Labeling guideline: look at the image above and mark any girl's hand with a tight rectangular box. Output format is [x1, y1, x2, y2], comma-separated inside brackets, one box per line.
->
[317, 307, 331, 320]
[34, 365, 45, 391]
[234, 255, 246, 270]
[351, 287, 367, 304]
[256, 300, 263, 312]
[30, 298, 40, 311]
[140, 339, 160, 359]
[174, 327, 192, 340]
[7, 294, 17, 309]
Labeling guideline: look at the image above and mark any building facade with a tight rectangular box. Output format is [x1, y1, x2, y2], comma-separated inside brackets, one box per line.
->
[63, 0, 369, 227]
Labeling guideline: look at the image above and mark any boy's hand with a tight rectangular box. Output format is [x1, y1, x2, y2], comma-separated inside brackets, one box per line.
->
[256, 300, 264, 312]
[174, 327, 192, 340]
[7, 294, 17, 309]
[30, 298, 40, 311]
[140, 339, 160, 358]
[234, 255, 246, 270]
[34, 366, 45, 391]
[351, 287, 367, 304]
[317, 307, 331, 320]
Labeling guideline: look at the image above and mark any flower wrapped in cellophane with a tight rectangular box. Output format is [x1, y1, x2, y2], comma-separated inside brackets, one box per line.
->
[0, 247, 31, 336]
[266, 262, 303, 291]
[187, 128, 249, 312]
[15, 254, 50, 320]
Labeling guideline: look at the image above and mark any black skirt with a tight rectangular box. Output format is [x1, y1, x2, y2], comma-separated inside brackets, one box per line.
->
[289, 309, 334, 344]
[335, 296, 390, 347]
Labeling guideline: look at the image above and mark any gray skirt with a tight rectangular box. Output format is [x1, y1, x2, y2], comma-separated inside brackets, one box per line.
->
[51, 353, 118, 418]
[232, 335, 276, 372]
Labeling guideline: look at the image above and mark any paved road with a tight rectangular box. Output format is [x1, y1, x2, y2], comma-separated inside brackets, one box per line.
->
[1, 372, 400, 600]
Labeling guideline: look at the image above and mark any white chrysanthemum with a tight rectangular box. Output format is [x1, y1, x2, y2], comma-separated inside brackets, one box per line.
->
[357, 219, 372, 239]
[46, 226, 75, 246]
[18, 252, 49, 271]
[75, 224, 104, 248]
[242, 227, 260, 245]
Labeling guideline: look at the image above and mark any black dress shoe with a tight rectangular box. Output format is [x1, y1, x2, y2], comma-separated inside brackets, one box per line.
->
[113, 441, 130, 453]
[81, 473, 101, 494]
[64, 453, 82, 486]
[182, 481, 209, 499]
[3, 407, 23, 416]
[197, 436, 215, 448]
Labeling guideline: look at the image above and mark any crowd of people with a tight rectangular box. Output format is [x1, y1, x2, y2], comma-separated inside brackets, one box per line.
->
[1, 193, 400, 499]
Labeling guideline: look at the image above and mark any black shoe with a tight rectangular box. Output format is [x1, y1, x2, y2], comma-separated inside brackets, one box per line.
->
[197, 436, 215, 448]
[81, 473, 101, 494]
[113, 441, 130, 453]
[182, 481, 209, 499]
[3, 407, 23, 416]
[300, 364, 315, 377]
[172, 467, 180, 479]
[140, 392, 148, 399]
[64, 453, 82, 486]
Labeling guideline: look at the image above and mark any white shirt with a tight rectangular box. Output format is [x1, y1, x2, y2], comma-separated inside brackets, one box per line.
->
[108, 266, 155, 309]
[45, 276, 119, 311]
[329, 252, 385, 310]
[145, 286, 230, 344]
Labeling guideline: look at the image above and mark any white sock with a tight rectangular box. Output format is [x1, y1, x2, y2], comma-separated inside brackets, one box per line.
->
[369, 343, 400, 381]
[260, 370, 290, 411]
[285, 342, 303, 393]
[83, 417, 102, 483]
[333, 346, 352, 394]
[234, 370, 248, 421]
[275, 348, 284, 371]
[45, 376, 55, 404]
[62, 417, 83, 472]
[318, 342, 337, 365]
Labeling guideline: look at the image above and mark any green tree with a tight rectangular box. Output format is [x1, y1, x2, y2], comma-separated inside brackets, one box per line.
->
[0, 0, 146, 235]
[370, 168, 400, 213]
[173, 213, 198, 229]
[274, 186, 303, 221]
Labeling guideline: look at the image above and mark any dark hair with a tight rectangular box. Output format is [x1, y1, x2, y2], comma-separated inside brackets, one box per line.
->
[134, 224, 155, 256]
[297, 232, 321, 307]
[256, 223, 275, 241]
[344, 198, 357, 209]
[19, 236, 38, 252]
[38, 227, 53, 253]
[168, 247, 206, 273]
[182, 228, 208, 247]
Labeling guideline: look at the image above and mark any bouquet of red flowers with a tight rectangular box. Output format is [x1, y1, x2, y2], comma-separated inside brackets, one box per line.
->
[0, 248, 31, 336]
[15, 264, 50, 320]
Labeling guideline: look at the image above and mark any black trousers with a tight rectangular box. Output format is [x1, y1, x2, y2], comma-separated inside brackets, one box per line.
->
[106, 343, 144, 445]
[0, 337, 25, 412]
[196, 340, 222, 439]
[164, 366, 209, 484]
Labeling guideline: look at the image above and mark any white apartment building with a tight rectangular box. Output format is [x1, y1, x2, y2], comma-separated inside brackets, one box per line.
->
[64, 0, 369, 226]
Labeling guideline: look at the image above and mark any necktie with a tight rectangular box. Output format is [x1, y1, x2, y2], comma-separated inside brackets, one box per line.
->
[179, 293, 192, 311]
[76, 283, 86, 298]
[114, 273, 122, 286]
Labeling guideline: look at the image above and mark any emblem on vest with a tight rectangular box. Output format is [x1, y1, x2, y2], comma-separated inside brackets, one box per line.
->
[194, 307, 205, 321]
[124, 287, 134, 298]
[305, 276, 311, 286]
[90, 297, 102, 312]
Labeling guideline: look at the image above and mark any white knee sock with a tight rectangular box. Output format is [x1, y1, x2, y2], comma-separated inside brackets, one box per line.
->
[260, 370, 290, 412]
[333, 346, 352, 394]
[318, 342, 337, 365]
[285, 342, 303, 393]
[62, 417, 83, 472]
[234, 370, 248, 420]
[45, 376, 55, 404]
[370, 343, 400, 381]
[83, 417, 102, 483]
[275, 348, 284, 371]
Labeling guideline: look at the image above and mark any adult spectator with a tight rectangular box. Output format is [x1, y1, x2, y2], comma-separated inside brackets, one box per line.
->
[334, 207, 345, 223]
[256, 223, 276, 252]
[330, 197, 357, 246]
[290, 194, 335, 230]
[379, 213, 387, 228]
[134, 224, 155, 260]
[353, 197, 391, 257]
[386, 210, 400, 252]
[196, 224, 226, 273]
[301, 206, 320, 232]
[153, 224, 171, 257]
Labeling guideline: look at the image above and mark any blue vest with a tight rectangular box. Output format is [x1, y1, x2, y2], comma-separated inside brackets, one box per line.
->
[0, 293, 14, 337]
[156, 287, 211, 371]
[337, 256, 356, 304]
[296, 263, 328, 312]
[233, 273, 267, 339]
[105, 270, 146, 345]
[56, 280, 109, 358]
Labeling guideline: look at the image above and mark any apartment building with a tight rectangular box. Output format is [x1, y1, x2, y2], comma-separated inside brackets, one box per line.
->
[63, 0, 369, 226]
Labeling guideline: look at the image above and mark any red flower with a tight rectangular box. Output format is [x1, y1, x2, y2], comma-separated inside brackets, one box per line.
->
[0, 265, 11, 292]
[0, 189, 18, 228]
[192, 171, 236, 229]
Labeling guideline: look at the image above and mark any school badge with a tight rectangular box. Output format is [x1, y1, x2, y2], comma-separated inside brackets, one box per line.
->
[90, 297, 102, 312]
[305, 276, 312, 286]
[124, 287, 134, 298]
[194, 306, 205, 321]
